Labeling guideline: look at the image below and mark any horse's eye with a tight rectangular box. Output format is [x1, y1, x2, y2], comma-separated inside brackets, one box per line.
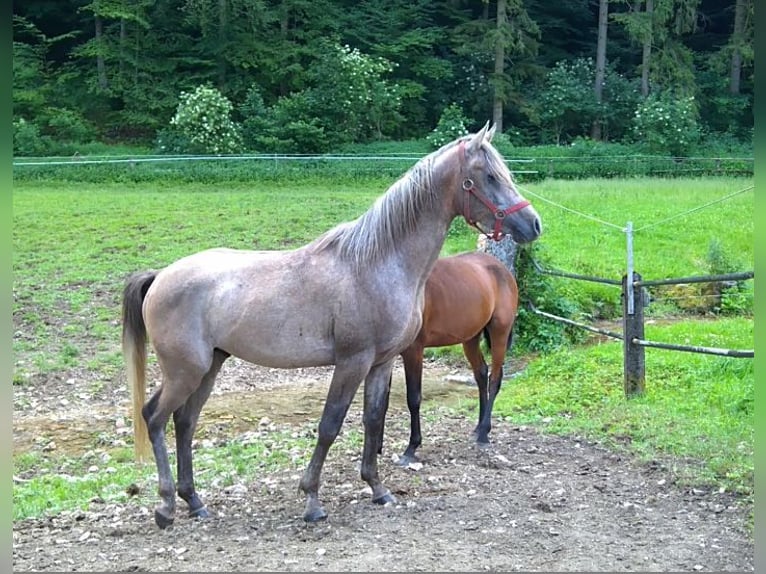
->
[487, 173, 496, 183]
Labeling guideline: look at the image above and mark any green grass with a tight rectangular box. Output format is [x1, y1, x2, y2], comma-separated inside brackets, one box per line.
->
[488, 317, 753, 496]
[12, 174, 754, 521]
[12, 422, 364, 521]
[514, 177, 754, 312]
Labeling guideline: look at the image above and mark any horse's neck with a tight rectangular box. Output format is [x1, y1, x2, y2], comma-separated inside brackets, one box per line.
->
[390, 170, 458, 287]
[399, 214, 450, 277]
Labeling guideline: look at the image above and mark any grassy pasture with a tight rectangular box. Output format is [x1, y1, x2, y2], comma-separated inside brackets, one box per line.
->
[12, 173, 753, 520]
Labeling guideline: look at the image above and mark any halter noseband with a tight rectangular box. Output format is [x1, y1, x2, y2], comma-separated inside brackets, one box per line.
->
[458, 140, 530, 241]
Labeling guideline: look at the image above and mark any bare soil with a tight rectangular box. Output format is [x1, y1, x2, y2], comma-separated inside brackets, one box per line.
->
[12, 358, 754, 572]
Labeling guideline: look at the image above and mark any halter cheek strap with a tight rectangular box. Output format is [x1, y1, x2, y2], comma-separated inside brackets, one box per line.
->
[458, 141, 530, 241]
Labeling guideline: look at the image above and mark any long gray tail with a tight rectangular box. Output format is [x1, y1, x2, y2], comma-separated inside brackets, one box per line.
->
[121, 271, 157, 462]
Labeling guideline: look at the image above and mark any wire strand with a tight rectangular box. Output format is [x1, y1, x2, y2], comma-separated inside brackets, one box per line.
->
[517, 185, 626, 231]
[632, 186, 753, 232]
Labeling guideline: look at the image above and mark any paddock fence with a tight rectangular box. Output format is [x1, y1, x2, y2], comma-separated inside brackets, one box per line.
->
[12, 153, 754, 181]
[526, 259, 754, 398]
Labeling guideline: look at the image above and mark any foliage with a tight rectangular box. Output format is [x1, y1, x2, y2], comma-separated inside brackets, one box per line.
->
[536, 57, 640, 144]
[306, 42, 402, 144]
[160, 84, 243, 155]
[236, 43, 402, 152]
[536, 58, 601, 144]
[13, 118, 51, 156]
[513, 242, 587, 353]
[705, 238, 753, 315]
[41, 107, 97, 144]
[11, 1, 754, 152]
[630, 91, 701, 156]
[426, 103, 469, 149]
[493, 317, 753, 496]
[239, 87, 331, 154]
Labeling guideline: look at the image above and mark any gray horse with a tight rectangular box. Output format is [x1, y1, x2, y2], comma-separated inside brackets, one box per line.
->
[121, 122, 542, 528]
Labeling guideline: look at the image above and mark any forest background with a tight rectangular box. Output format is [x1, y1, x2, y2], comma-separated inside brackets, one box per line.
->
[12, 0, 754, 158]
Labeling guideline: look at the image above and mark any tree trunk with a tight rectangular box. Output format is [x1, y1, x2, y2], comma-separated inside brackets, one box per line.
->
[95, 15, 108, 89]
[729, 0, 746, 95]
[591, 0, 609, 140]
[641, 0, 653, 97]
[477, 234, 518, 277]
[119, 19, 126, 81]
[217, 0, 228, 89]
[492, 0, 507, 134]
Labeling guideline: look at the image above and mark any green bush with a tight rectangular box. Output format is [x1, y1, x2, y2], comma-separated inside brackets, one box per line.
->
[13, 118, 51, 156]
[161, 84, 243, 155]
[426, 103, 469, 149]
[513, 243, 587, 353]
[630, 91, 701, 156]
[41, 107, 97, 144]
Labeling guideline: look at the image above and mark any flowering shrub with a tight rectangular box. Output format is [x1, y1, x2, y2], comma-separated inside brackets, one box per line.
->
[164, 85, 243, 154]
[427, 103, 469, 149]
[308, 43, 401, 143]
[631, 92, 700, 156]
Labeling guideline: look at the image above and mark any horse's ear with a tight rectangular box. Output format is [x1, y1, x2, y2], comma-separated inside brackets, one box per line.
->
[466, 121, 490, 154]
[486, 123, 496, 142]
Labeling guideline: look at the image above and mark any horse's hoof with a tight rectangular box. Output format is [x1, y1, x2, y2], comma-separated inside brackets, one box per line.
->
[303, 507, 328, 523]
[154, 509, 175, 530]
[189, 506, 209, 520]
[395, 454, 419, 468]
[372, 492, 397, 506]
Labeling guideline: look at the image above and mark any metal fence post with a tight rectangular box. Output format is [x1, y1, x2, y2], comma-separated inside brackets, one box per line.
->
[622, 271, 645, 397]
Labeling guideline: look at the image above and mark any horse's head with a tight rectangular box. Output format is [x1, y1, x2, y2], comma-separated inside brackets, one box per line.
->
[455, 122, 542, 244]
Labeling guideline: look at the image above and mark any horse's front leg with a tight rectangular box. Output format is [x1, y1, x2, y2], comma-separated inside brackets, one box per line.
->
[474, 332, 508, 444]
[299, 353, 374, 522]
[360, 359, 397, 506]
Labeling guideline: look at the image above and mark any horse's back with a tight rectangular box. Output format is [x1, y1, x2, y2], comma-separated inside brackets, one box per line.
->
[416, 251, 517, 348]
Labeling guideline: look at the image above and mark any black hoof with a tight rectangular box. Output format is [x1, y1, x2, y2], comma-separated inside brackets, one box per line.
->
[303, 507, 328, 523]
[154, 510, 175, 530]
[189, 506, 209, 519]
[372, 492, 397, 506]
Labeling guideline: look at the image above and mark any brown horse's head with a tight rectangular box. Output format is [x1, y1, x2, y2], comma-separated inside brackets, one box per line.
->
[456, 122, 542, 244]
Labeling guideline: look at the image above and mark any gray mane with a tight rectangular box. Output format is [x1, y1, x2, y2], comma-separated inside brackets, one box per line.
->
[311, 139, 454, 266]
[311, 134, 510, 267]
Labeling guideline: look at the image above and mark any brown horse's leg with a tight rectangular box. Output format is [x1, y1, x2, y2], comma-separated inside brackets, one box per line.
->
[360, 359, 397, 505]
[399, 346, 424, 464]
[299, 353, 374, 522]
[474, 324, 510, 444]
[462, 336, 490, 443]
[173, 349, 228, 519]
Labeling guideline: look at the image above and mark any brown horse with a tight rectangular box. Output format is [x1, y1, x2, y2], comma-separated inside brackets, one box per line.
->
[121, 123, 541, 528]
[395, 251, 519, 465]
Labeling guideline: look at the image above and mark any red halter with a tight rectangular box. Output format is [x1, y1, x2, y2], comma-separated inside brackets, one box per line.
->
[458, 140, 529, 241]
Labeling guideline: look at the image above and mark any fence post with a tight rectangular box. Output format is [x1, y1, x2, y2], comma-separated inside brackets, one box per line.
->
[622, 271, 645, 397]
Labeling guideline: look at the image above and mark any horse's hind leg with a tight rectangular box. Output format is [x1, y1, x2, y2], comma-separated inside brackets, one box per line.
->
[174, 349, 228, 519]
[462, 336, 490, 442]
[142, 388, 183, 529]
[144, 353, 213, 529]
[474, 324, 510, 444]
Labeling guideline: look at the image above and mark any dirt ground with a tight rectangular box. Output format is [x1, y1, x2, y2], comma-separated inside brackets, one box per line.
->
[12, 358, 754, 572]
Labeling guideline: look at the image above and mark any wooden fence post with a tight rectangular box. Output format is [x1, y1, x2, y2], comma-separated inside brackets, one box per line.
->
[622, 271, 645, 397]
